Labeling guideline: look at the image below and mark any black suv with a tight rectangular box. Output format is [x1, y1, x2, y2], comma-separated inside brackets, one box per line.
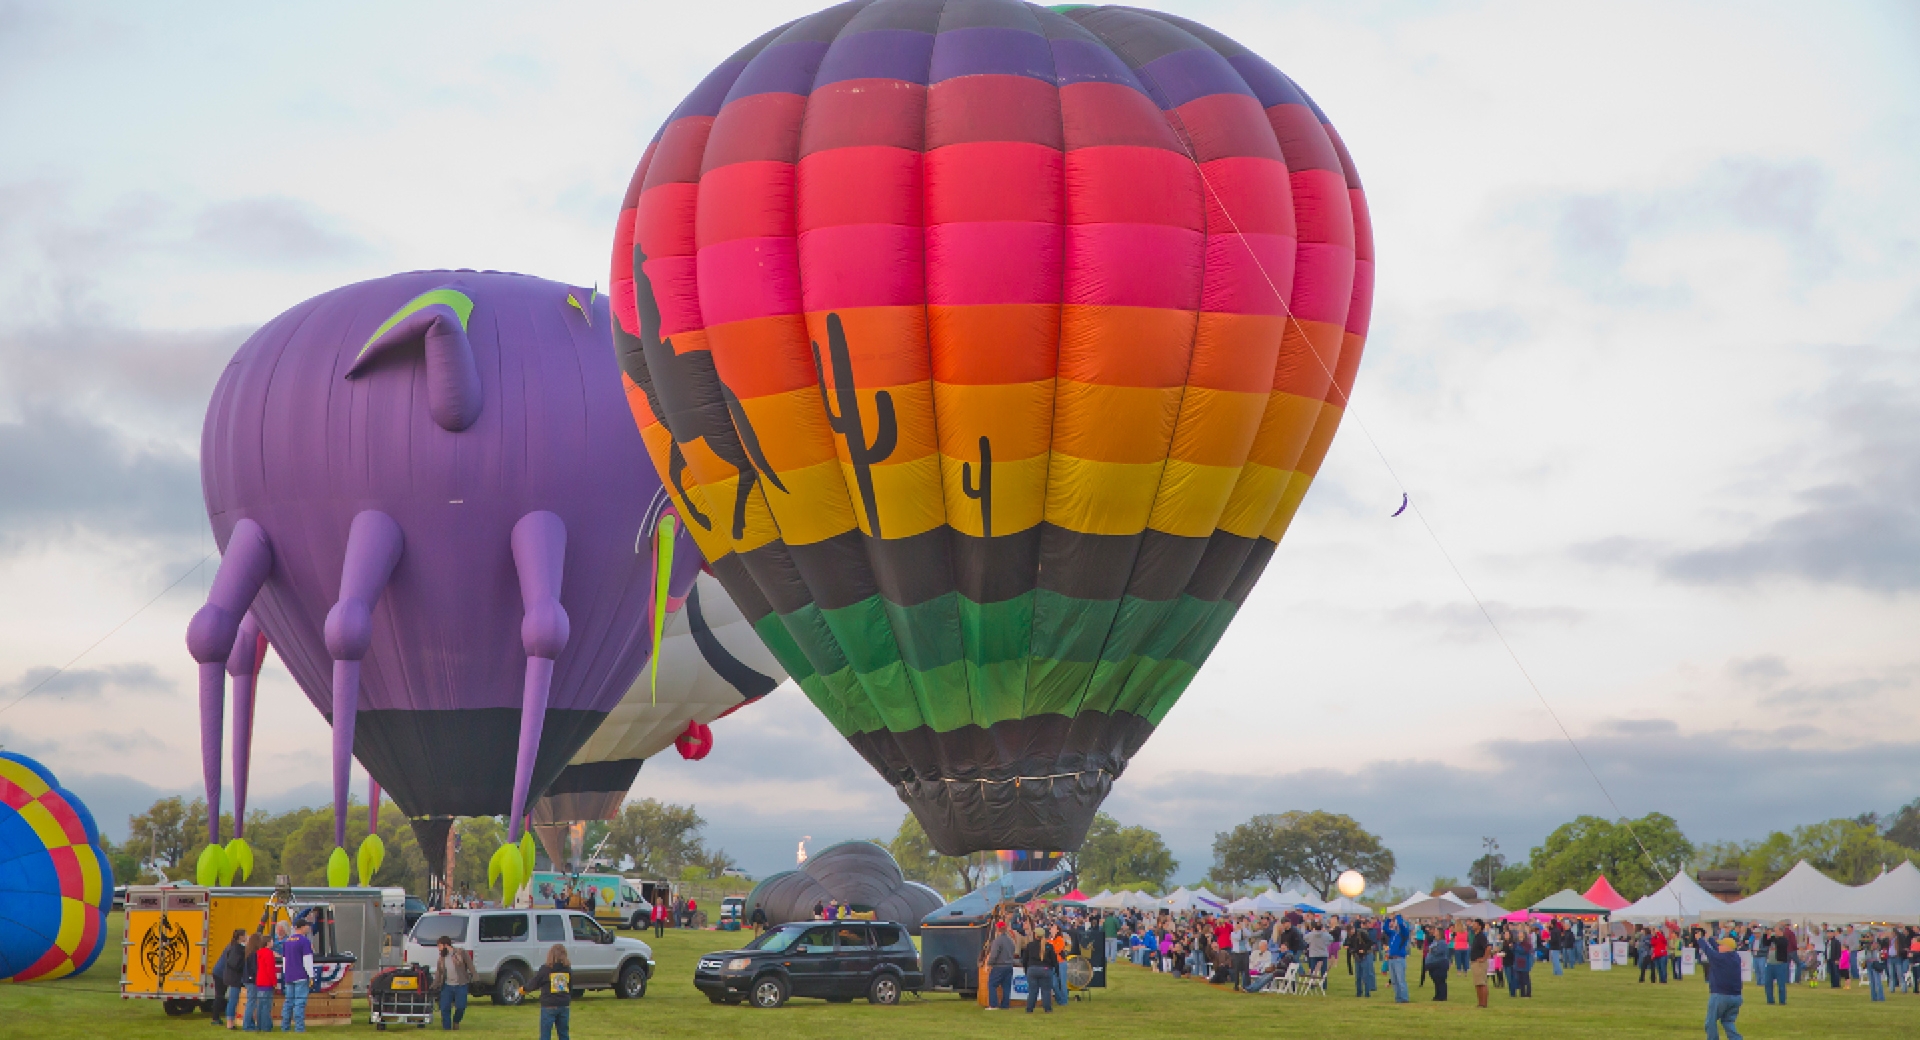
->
[695, 920, 922, 1008]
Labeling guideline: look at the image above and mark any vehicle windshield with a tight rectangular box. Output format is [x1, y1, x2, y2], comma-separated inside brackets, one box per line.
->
[746, 924, 809, 953]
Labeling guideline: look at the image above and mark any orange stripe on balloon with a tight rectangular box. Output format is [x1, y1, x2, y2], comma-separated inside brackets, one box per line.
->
[1058, 305, 1195, 387]
[927, 304, 1060, 385]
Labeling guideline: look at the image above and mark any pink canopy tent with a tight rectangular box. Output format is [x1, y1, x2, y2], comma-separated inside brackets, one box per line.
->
[1502, 910, 1554, 922]
[1583, 876, 1632, 911]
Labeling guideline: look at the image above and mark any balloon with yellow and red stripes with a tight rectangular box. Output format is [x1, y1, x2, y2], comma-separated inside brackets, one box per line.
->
[0, 753, 113, 981]
[611, 1, 1371, 855]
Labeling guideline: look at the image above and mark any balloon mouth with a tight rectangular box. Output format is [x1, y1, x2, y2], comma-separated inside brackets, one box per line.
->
[896, 768, 1113, 858]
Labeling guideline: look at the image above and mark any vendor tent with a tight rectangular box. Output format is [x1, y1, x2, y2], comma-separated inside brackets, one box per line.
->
[1854, 861, 1920, 925]
[1454, 901, 1509, 920]
[1227, 895, 1261, 913]
[1083, 890, 1120, 908]
[1121, 890, 1161, 910]
[1165, 887, 1228, 913]
[1723, 861, 1878, 924]
[1613, 872, 1721, 923]
[1392, 897, 1460, 918]
[1583, 876, 1632, 911]
[1318, 896, 1375, 915]
[1530, 889, 1609, 916]
[1387, 890, 1469, 914]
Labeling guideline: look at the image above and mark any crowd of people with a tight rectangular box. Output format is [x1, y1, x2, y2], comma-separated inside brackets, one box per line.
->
[207, 915, 322, 1032]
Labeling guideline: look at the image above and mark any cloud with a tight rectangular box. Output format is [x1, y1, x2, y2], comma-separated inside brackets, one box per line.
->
[0, 661, 174, 702]
[1386, 599, 1585, 642]
[0, 405, 203, 554]
[1728, 655, 1790, 685]
[1659, 360, 1920, 592]
[1104, 722, 1920, 888]
[189, 197, 368, 266]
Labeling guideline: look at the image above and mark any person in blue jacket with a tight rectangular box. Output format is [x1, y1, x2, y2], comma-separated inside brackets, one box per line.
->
[1384, 915, 1412, 1003]
[1695, 932, 1745, 1040]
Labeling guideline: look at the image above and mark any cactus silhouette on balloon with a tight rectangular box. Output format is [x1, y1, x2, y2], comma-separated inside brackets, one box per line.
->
[962, 436, 993, 539]
[812, 313, 897, 538]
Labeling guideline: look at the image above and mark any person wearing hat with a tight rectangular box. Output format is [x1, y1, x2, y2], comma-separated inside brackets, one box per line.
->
[1695, 931, 1746, 1040]
[985, 920, 1017, 1010]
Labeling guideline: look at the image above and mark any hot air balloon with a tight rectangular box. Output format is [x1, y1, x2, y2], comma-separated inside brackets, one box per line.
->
[187, 271, 699, 896]
[529, 570, 785, 867]
[0, 753, 113, 981]
[610, 2, 1372, 855]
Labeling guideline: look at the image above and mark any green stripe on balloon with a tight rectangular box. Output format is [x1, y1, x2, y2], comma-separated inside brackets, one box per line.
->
[356, 288, 473, 363]
[650, 515, 676, 704]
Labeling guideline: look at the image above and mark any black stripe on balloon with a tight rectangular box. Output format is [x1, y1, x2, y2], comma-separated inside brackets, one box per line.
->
[708, 553, 777, 625]
[1224, 538, 1278, 606]
[687, 581, 780, 699]
[1182, 529, 1258, 603]
[845, 712, 1155, 856]
[948, 526, 1040, 605]
[346, 707, 605, 819]
[542, 758, 645, 797]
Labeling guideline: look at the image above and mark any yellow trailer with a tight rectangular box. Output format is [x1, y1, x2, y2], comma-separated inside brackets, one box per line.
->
[121, 884, 383, 1023]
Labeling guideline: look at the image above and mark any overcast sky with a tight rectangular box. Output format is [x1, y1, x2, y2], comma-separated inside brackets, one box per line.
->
[1, 0, 1916, 890]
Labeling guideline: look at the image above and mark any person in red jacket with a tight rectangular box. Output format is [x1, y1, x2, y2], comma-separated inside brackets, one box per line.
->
[1649, 929, 1670, 983]
[247, 932, 278, 1031]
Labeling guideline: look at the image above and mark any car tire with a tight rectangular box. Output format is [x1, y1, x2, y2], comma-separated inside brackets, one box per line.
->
[615, 961, 648, 1000]
[868, 974, 901, 1005]
[928, 957, 958, 990]
[492, 965, 528, 1007]
[749, 974, 788, 1008]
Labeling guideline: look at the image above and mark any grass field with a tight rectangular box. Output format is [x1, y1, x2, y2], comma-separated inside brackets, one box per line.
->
[4, 913, 1909, 1038]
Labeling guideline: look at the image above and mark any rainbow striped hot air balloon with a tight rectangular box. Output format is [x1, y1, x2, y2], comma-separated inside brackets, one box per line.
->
[0, 753, 113, 982]
[611, 1, 1371, 855]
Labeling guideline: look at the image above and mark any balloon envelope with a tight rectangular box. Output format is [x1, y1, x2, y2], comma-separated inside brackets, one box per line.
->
[611, 2, 1372, 853]
[202, 271, 700, 844]
[0, 754, 111, 981]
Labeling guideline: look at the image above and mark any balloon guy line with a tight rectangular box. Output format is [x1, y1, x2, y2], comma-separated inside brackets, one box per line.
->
[1134, 60, 1681, 912]
[0, 551, 215, 721]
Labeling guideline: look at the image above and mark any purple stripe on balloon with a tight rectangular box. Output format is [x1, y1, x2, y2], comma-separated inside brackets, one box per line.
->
[726, 40, 830, 102]
[816, 29, 934, 87]
[1135, 47, 1255, 111]
[930, 26, 1053, 84]
[1225, 54, 1305, 110]
[1050, 37, 1142, 89]
[669, 58, 752, 123]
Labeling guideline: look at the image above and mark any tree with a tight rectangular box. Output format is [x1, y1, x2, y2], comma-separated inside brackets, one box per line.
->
[451, 817, 509, 896]
[278, 800, 426, 890]
[1505, 813, 1692, 906]
[887, 814, 960, 891]
[1077, 812, 1177, 891]
[1887, 798, 1920, 851]
[127, 796, 201, 871]
[1469, 853, 1507, 896]
[1210, 811, 1393, 900]
[605, 799, 709, 877]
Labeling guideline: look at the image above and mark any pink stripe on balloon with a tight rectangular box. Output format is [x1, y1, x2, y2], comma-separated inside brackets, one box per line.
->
[642, 254, 705, 337]
[1288, 241, 1356, 326]
[797, 223, 927, 312]
[926, 221, 1062, 306]
[1289, 168, 1354, 249]
[1347, 258, 1375, 337]
[695, 237, 802, 327]
[1065, 223, 1204, 310]
[1201, 232, 1297, 316]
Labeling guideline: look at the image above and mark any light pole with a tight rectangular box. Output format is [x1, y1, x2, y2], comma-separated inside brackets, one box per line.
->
[1481, 836, 1499, 894]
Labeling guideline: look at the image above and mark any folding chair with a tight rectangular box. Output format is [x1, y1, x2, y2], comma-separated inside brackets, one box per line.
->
[1267, 963, 1298, 995]
[1298, 964, 1328, 996]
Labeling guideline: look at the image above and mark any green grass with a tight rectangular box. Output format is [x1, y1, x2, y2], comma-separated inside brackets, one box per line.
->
[4, 913, 1907, 1038]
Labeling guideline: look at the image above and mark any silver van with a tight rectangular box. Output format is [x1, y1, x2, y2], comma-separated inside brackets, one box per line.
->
[405, 907, 653, 1005]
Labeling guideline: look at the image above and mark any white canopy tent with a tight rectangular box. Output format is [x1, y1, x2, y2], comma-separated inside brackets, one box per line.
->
[1227, 895, 1262, 913]
[1121, 890, 1161, 911]
[1614, 872, 1722, 923]
[1083, 890, 1121, 909]
[1386, 890, 1469, 914]
[1854, 861, 1920, 925]
[1722, 861, 1877, 924]
[1163, 887, 1228, 913]
[1318, 895, 1375, 915]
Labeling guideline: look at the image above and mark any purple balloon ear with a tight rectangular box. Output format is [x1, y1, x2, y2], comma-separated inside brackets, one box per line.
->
[347, 286, 482, 432]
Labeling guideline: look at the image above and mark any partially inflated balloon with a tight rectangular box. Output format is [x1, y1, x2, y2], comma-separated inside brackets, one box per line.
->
[611, 2, 1371, 853]
[0, 754, 112, 981]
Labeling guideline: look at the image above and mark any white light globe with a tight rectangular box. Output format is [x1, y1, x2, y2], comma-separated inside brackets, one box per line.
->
[1337, 870, 1366, 899]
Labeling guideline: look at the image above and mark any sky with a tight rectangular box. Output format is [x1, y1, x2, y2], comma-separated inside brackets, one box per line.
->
[1, 0, 1917, 890]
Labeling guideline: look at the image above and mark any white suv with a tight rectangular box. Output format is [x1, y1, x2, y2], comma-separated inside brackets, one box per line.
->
[406, 908, 654, 1005]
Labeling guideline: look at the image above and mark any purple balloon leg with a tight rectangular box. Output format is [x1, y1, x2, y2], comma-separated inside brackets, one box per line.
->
[225, 614, 266, 838]
[509, 511, 569, 841]
[186, 518, 274, 843]
[324, 510, 404, 849]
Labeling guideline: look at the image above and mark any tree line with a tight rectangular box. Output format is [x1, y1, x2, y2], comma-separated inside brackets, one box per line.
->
[115, 795, 737, 894]
[886, 811, 1181, 897]
[1465, 800, 1920, 906]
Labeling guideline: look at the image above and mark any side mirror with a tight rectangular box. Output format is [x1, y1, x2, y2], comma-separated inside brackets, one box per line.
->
[599, 932, 615, 945]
